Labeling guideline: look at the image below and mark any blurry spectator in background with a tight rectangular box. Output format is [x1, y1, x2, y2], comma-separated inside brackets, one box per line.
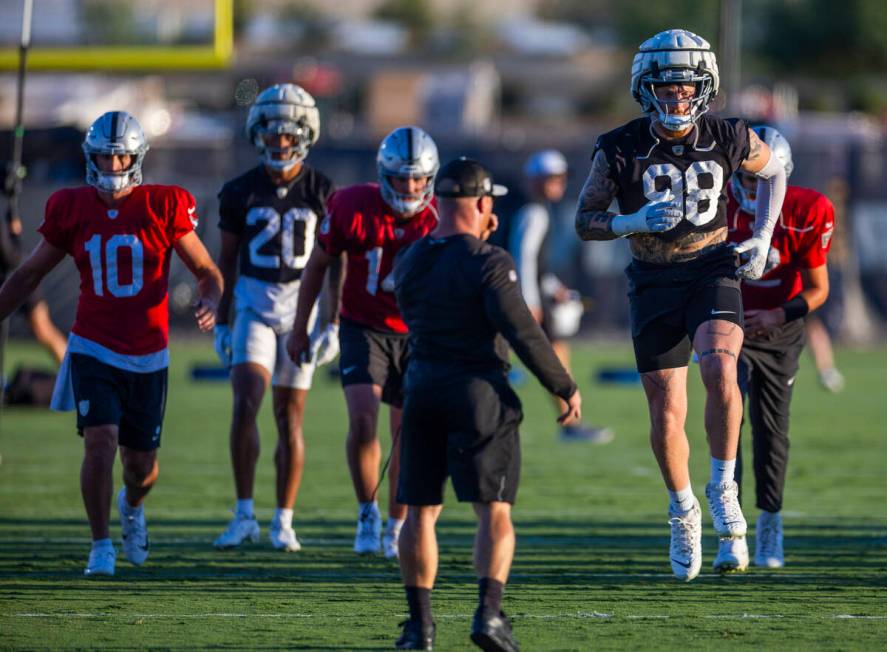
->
[212, 84, 337, 553]
[727, 125, 836, 568]
[0, 213, 66, 365]
[288, 126, 440, 559]
[509, 150, 612, 444]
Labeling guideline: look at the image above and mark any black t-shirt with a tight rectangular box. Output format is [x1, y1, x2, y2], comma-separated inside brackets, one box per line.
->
[594, 114, 750, 242]
[393, 233, 576, 400]
[218, 164, 333, 283]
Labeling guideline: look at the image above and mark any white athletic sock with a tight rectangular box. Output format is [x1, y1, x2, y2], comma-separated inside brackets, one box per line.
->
[236, 498, 254, 518]
[385, 517, 405, 535]
[275, 508, 293, 529]
[92, 537, 113, 550]
[710, 457, 736, 486]
[668, 485, 696, 514]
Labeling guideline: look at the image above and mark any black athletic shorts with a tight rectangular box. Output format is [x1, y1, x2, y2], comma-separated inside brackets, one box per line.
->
[338, 317, 409, 407]
[397, 363, 523, 506]
[70, 353, 168, 451]
[626, 244, 744, 373]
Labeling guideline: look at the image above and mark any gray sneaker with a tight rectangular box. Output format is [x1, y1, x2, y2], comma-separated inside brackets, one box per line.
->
[754, 511, 784, 568]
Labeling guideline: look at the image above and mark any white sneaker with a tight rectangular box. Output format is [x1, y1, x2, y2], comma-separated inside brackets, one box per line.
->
[84, 545, 116, 577]
[754, 511, 784, 568]
[713, 536, 749, 573]
[354, 504, 382, 554]
[269, 521, 301, 552]
[214, 513, 260, 549]
[383, 522, 402, 559]
[117, 488, 149, 566]
[668, 498, 702, 581]
[705, 481, 747, 538]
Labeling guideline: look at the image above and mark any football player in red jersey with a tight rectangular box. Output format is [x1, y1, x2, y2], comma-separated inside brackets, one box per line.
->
[727, 125, 833, 569]
[212, 84, 336, 553]
[288, 126, 439, 558]
[0, 111, 223, 577]
[574, 29, 787, 580]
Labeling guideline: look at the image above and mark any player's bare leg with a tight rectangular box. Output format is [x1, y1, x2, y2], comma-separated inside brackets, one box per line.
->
[640, 366, 690, 491]
[229, 363, 270, 501]
[344, 383, 384, 553]
[552, 340, 613, 444]
[27, 299, 66, 365]
[81, 425, 119, 541]
[693, 319, 748, 571]
[269, 386, 307, 551]
[396, 504, 442, 649]
[641, 367, 702, 580]
[806, 316, 844, 392]
[471, 501, 519, 650]
[214, 362, 268, 549]
[693, 319, 744, 461]
[81, 425, 118, 576]
[384, 407, 407, 557]
[117, 446, 157, 566]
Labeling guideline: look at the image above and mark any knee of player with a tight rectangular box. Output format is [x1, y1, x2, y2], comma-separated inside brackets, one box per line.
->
[348, 412, 378, 442]
[83, 426, 118, 458]
[125, 456, 158, 485]
[231, 392, 264, 420]
[698, 350, 738, 387]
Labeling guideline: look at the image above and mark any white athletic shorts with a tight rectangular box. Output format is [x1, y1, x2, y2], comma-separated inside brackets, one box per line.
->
[231, 307, 317, 389]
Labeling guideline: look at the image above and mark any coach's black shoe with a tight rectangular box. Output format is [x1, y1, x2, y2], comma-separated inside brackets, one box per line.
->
[470, 609, 519, 652]
[395, 618, 435, 650]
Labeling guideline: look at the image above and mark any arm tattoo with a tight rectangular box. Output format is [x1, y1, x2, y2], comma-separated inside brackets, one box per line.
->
[575, 150, 619, 241]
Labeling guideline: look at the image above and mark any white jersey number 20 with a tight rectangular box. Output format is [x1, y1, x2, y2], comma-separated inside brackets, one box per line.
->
[247, 207, 317, 270]
[642, 160, 724, 226]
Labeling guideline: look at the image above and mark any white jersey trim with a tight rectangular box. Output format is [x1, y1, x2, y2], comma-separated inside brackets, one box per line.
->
[50, 334, 169, 412]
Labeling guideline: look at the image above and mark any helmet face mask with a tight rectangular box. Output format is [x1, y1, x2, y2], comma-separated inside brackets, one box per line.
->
[631, 29, 719, 132]
[82, 111, 148, 193]
[376, 126, 439, 217]
[247, 84, 320, 172]
[731, 125, 794, 213]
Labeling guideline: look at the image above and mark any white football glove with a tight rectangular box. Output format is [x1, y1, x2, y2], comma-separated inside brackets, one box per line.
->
[310, 323, 340, 367]
[214, 324, 232, 368]
[611, 198, 683, 236]
[734, 234, 772, 280]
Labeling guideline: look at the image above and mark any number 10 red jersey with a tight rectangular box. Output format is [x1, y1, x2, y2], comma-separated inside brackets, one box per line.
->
[38, 184, 196, 356]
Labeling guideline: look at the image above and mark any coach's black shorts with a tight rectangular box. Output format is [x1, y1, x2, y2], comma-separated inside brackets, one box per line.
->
[397, 364, 522, 506]
[70, 353, 168, 451]
[338, 317, 409, 407]
[626, 244, 743, 373]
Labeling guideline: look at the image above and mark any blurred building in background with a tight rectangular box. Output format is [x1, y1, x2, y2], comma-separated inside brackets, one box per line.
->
[1, 0, 886, 342]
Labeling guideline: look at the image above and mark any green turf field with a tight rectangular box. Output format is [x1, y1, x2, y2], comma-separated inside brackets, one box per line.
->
[1, 339, 884, 650]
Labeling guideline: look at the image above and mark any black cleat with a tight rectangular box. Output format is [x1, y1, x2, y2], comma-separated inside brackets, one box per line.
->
[470, 609, 519, 652]
[395, 618, 435, 650]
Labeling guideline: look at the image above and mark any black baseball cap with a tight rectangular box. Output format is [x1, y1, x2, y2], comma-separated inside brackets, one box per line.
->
[434, 157, 508, 198]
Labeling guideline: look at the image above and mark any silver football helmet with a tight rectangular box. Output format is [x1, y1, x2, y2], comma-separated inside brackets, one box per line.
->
[377, 126, 439, 217]
[631, 29, 720, 132]
[246, 83, 320, 172]
[82, 111, 148, 193]
[732, 125, 794, 213]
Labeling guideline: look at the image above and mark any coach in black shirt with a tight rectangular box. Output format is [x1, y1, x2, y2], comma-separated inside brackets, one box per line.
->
[391, 158, 582, 651]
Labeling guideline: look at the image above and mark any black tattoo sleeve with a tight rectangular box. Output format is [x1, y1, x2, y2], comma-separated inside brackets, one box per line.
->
[575, 149, 619, 241]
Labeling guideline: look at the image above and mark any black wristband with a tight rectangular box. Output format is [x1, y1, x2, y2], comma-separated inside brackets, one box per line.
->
[781, 295, 809, 322]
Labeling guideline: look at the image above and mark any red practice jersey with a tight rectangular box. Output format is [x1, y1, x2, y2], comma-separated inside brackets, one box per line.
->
[727, 185, 834, 310]
[38, 184, 197, 355]
[318, 183, 438, 333]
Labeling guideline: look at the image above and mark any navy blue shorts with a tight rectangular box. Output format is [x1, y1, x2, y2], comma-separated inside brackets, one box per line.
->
[70, 353, 168, 451]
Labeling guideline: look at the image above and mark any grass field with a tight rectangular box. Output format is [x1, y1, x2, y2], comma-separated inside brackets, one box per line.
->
[0, 339, 885, 650]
